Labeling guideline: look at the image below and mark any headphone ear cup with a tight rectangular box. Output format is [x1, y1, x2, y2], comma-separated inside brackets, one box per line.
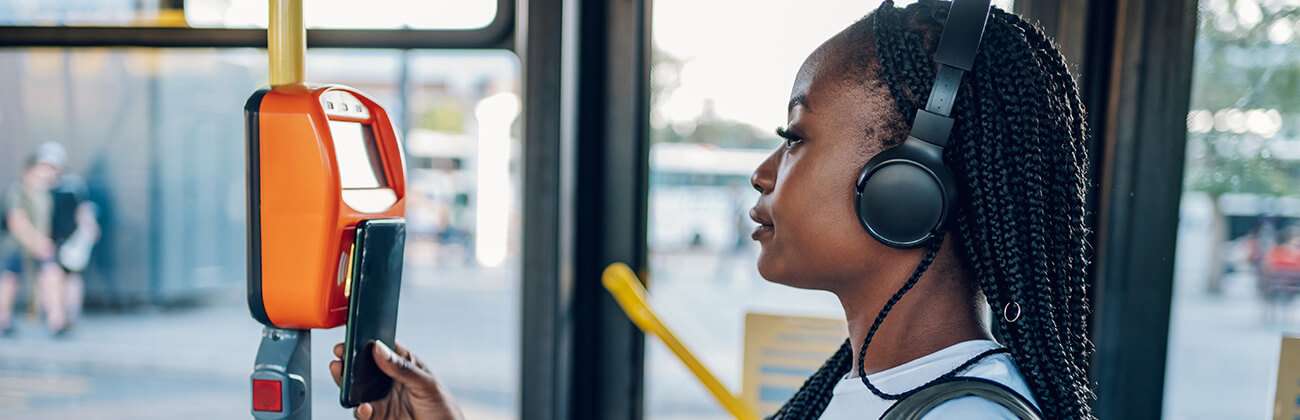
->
[855, 139, 956, 248]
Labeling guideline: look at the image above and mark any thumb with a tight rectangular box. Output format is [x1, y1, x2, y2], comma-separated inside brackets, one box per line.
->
[371, 341, 430, 386]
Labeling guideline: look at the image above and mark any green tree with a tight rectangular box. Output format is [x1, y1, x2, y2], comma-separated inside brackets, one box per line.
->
[1185, 0, 1299, 293]
[418, 97, 466, 134]
[649, 47, 781, 149]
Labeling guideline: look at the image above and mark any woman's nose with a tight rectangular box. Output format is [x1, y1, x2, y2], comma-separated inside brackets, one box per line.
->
[750, 147, 781, 194]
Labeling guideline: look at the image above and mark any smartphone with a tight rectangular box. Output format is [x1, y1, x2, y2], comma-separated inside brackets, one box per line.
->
[340, 218, 406, 408]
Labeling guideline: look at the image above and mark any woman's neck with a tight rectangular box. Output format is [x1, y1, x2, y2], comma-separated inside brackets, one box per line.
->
[836, 263, 990, 378]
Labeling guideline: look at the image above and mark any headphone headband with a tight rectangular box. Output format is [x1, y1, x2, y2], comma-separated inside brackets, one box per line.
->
[907, 0, 992, 148]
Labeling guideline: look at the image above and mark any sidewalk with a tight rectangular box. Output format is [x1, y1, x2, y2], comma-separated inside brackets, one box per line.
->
[0, 265, 518, 420]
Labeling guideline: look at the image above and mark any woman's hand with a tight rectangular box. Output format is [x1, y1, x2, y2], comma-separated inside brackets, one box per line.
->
[330, 341, 465, 420]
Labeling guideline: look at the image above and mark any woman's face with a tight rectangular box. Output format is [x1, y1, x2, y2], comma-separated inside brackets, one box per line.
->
[749, 32, 918, 291]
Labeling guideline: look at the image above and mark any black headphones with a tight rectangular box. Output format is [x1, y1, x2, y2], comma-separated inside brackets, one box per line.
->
[855, 0, 992, 248]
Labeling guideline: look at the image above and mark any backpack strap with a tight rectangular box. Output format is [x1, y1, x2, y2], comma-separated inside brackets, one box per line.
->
[879, 376, 1042, 420]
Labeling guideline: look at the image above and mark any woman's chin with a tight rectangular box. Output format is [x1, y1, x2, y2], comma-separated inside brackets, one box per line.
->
[756, 253, 829, 291]
[755, 254, 797, 288]
[755, 251, 780, 279]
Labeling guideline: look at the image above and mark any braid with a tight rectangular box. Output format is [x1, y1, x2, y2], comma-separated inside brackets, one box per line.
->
[854, 234, 944, 397]
[854, 234, 1013, 401]
[771, 1, 1095, 418]
[872, 2, 935, 134]
[767, 341, 852, 420]
[769, 236, 949, 420]
[947, 5, 1096, 419]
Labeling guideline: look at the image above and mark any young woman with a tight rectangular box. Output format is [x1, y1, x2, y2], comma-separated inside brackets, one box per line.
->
[328, 1, 1095, 419]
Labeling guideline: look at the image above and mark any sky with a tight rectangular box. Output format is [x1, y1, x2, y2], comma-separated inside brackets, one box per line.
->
[652, 0, 1014, 130]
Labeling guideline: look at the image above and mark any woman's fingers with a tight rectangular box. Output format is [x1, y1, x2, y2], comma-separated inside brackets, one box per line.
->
[391, 341, 413, 358]
[333, 340, 410, 360]
[354, 403, 373, 420]
[329, 360, 343, 387]
[371, 340, 432, 387]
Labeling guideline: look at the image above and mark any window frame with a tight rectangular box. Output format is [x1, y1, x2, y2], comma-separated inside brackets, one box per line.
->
[1018, 0, 1198, 418]
[0, 0, 515, 49]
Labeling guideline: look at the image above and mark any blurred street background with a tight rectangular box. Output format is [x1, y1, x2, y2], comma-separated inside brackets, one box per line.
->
[1, 0, 1299, 419]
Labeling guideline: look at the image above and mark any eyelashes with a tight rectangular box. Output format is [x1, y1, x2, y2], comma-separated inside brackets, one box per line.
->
[776, 126, 804, 149]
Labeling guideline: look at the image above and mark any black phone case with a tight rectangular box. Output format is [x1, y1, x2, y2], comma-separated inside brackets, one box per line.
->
[340, 218, 406, 408]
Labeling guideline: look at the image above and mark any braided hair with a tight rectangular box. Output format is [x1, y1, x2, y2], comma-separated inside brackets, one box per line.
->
[769, 1, 1095, 419]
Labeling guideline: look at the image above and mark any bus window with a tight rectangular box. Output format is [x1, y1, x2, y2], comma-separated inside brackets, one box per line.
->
[1165, 0, 1300, 417]
[0, 0, 498, 30]
[0, 48, 521, 419]
[647, 1, 1013, 418]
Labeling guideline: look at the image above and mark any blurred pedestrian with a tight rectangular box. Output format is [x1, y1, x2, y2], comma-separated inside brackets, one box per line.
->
[1265, 232, 1300, 274]
[0, 142, 72, 337]
[1256, 227, 1300, 322]
[50, 173, 99, 326]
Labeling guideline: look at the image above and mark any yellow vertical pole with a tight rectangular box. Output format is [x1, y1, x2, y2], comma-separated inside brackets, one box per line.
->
[268, 0, 305, 87]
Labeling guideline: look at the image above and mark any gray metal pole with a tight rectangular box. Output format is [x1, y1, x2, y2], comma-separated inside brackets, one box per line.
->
[251, 327, 312, 420]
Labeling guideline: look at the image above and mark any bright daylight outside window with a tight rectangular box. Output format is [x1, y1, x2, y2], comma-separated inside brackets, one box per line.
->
[0, 46, 521, 420]
[646, 0, 1012, 419]
[0, 0, 498, 29]
[1165, 0, 1300, 418]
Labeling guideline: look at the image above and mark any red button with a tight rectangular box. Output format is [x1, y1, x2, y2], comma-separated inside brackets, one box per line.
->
[252, 379, 283, 412]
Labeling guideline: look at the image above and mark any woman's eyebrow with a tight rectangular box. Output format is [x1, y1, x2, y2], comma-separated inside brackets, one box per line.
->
[788, 94, 810, 113]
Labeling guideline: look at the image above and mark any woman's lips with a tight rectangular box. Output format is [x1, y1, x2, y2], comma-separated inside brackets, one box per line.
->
[748, 208, 774, 241]
[749, 207, 774, 240]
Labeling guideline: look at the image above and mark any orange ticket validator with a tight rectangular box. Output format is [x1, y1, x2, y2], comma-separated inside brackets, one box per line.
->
[245, 85, 407, 329]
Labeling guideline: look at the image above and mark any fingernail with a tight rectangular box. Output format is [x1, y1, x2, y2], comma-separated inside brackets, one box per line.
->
[375, 341, 396, 359]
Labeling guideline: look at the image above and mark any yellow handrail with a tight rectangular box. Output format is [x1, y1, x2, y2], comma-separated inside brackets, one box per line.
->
[601, 263, 760, 420]
[268, 0, 305, 87]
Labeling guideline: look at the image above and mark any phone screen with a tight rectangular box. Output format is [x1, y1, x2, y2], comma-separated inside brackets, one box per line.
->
[340, 218, 406, 408]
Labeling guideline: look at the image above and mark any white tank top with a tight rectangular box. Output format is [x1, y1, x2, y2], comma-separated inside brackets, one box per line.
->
[819, 340, 1037, 419]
